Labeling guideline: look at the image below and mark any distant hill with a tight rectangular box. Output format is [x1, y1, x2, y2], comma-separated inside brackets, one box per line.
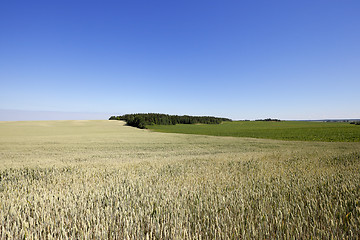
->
[296, 119, 360, 122]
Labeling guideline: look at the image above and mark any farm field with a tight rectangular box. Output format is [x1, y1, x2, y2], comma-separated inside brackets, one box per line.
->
[1, 120, 360, 239]
[148, 121, 360, 142]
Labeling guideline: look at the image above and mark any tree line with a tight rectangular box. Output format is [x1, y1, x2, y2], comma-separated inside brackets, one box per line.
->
[109, 113, 232, 129]
[255, 118, 281, 122]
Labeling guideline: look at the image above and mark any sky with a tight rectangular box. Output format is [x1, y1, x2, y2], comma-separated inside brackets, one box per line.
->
[1, 0, 359, 121]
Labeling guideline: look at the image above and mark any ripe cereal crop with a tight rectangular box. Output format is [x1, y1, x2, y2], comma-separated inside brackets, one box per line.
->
[1, 120, 359, 239]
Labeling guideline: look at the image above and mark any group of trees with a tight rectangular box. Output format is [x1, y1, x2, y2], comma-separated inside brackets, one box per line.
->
[109, 113, 232, 129]
[255, 118, 281, 122]
[350, 121, 360, 125]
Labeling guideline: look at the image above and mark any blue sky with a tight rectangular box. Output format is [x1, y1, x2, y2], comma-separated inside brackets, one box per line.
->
[1, 0, 359, 120]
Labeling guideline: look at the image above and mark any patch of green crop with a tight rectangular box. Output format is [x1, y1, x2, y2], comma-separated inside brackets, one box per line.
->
[148, 121, 360, 142]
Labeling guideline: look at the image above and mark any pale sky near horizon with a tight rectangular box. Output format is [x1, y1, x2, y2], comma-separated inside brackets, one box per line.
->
[1, 1, 359, 121]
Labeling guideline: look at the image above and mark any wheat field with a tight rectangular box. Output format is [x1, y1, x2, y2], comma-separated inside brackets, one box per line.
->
[1, 120, 360, 239]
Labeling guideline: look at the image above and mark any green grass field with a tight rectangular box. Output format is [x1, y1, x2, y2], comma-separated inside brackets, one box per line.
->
[1, 120, 360, 239]
[148, 121, 360, 142]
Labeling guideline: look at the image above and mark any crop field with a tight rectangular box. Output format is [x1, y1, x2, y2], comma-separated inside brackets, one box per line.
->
[1, 120, 360, 239]
[148, 121, 360, 142]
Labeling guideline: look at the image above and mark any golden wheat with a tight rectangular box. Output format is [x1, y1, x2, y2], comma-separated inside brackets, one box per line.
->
[0, 120, 359, 239]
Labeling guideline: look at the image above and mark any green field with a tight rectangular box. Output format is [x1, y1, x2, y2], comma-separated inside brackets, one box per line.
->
[148, 121, 360, 142]
[1, 120, 360, 239]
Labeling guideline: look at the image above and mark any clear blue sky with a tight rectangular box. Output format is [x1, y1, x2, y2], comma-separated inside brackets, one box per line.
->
[1, 0, 359, 120]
